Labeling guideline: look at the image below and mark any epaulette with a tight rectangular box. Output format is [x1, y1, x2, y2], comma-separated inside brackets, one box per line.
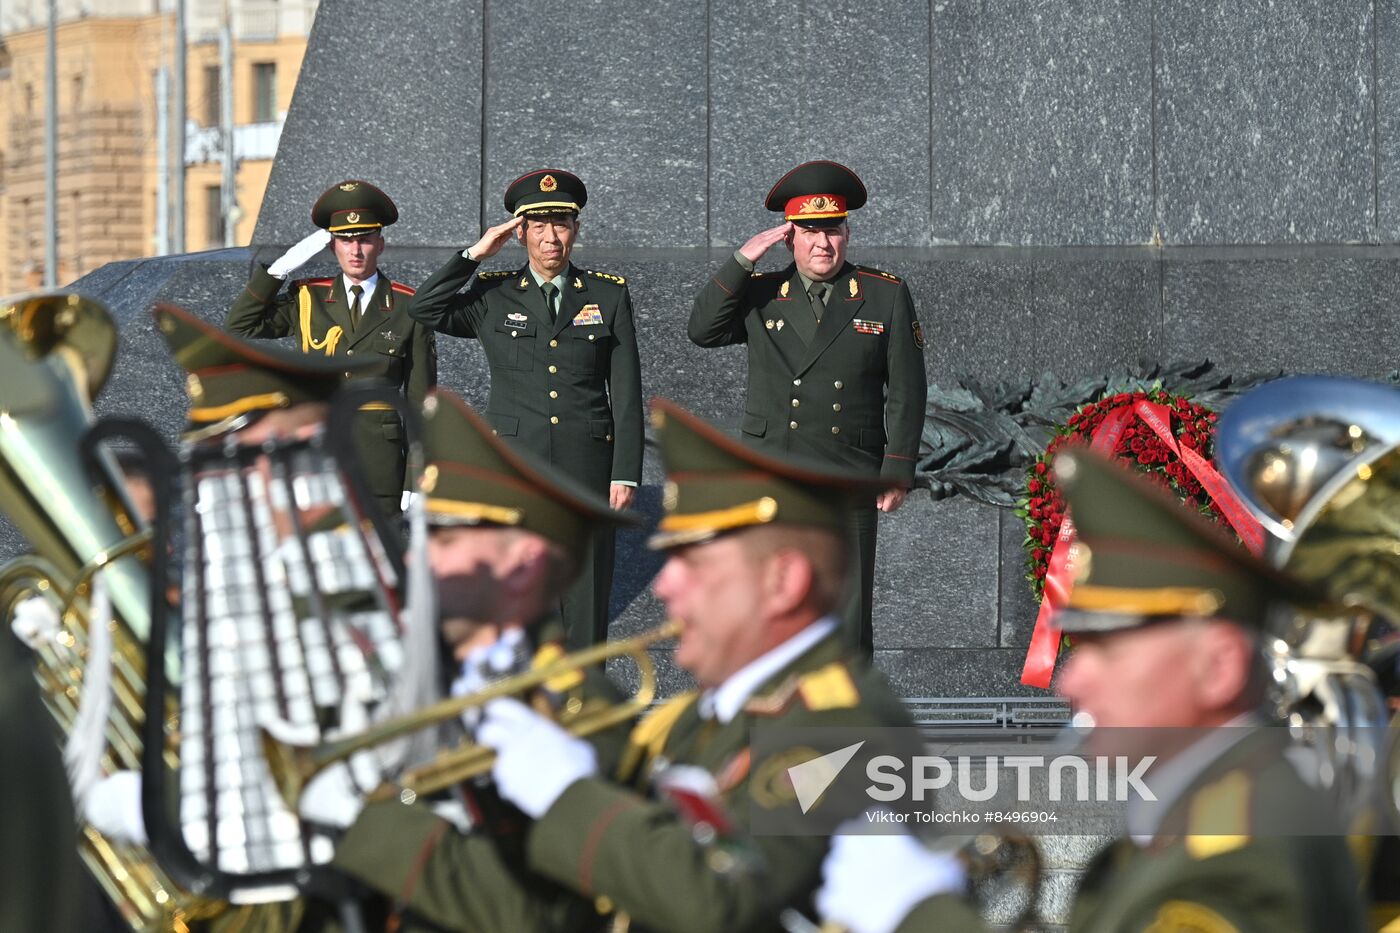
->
[390, 281, 416, 296]
[1185, 769, 1251, 860]
[478, 270, 515, 280]
[531, 641, 583, 693]
[795, 662, 860, 711]
[617, 691, 698, 781]
[585, 269, 626, 285]
[856, 266, 902, 285]
[294, 277, 334, 289]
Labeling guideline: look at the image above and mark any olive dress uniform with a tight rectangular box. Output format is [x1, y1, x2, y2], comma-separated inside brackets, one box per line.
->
[689, 161, 928, 654]
[409, 191, 643, 650]
[224, 181, 437, 513]
[894, 727, 1365, 933]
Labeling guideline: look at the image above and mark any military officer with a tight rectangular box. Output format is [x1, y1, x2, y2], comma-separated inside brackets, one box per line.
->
[689, 160, 928, 654]
[407, 168, 643, 649]
[815, 450, 1367, 933]
[321, 389, 637, 933]
[225, 179, 437, 514]
[424, 398, 917, 933]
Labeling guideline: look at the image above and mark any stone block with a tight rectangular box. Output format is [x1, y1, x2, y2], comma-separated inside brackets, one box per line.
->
[480, 1, 707, 247]
[707, 0, 932, 247]
[1155, 0, 1374, 243]
[929, 0, 1154, 246]
[884, 248, 1161, 387]
[1379, 0, 1400, 237]
[876, 497, 999, 650]
[875, 647, 1051, 699]
[1160, 251, 1400, 379]
[253, 0, 483, 247]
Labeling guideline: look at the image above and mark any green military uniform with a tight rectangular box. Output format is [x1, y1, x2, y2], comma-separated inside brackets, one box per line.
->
[688, 161, 928, 654]
[328, 388, 638, 932]
[224, 180, 437, 513]
[520, 399, 917, 932]
[0, 629, 81, 933]
[878, 450, 1366, 933]
[409, 170, 643, 648]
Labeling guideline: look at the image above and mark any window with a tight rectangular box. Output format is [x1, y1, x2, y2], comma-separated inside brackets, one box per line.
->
[203, 64, 220, 125]
[252, 62, 276, 122]
[206, 185, 224, 246]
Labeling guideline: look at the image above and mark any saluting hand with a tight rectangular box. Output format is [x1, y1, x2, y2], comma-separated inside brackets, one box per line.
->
[738, 222, 794, 264]
[465, 216, 526, 261]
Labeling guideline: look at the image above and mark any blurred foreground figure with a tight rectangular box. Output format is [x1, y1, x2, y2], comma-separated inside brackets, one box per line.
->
[817, 449, 1367, 933]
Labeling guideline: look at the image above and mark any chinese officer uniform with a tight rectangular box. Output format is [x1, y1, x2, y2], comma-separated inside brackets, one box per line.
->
[408, 169, 643, 648]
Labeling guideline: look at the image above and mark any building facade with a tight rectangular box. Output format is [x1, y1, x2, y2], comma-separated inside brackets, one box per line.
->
[0, 0, 317, 292]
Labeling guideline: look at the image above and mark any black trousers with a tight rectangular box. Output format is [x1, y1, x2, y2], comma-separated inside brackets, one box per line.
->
[840, 504, 878, 656]
[560, 524, 616, 649]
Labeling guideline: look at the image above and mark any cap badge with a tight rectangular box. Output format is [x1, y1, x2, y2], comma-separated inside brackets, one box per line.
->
[346, 211, 361, 224]
[663, 481, 679, 512]
[800, 195, 837, 214]
[540, 174, 558, 192]
[186, 374, 203, 401]
[339, 182, 359, 191]
[848, 278, 859, 298]
[779, 280, 790, 299]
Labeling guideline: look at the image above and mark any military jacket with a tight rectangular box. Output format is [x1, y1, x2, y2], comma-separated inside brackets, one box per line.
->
[689, 256, 928, 486]
[328, 630, 627, 933]
[525, 632, 916, 933]
[410, 255, 643, 493]
[896, 729, 1366, 933]
[225, 265, 438, 503]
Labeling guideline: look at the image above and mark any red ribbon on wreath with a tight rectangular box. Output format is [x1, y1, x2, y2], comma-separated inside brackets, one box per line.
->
[1018, 402, 1264, 688]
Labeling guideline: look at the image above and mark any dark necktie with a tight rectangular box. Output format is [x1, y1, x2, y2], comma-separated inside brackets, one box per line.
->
[541, 281, 559, 322]
[808, 281, 829, 322]
[349, 284, 364, 328]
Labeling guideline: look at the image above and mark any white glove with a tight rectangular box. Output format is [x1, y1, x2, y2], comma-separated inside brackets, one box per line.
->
[84, 770, 147, 846]
[267, 229, 332, 278]
[11, 595, 60, 649]
[477, 697, 597, 818]
[815, 818, 967, 933]
[451, 629, 529, 730]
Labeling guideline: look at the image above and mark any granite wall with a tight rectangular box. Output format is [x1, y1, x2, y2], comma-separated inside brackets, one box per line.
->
[257, 0, 1395, 249]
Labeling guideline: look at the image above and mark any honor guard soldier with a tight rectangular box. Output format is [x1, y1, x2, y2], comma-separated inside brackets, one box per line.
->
[815, 451, 1367, 933]
[319, 389, 638, 933]
[689, 160, 928, 655]
[225, 179, 437, 515]
[407, 168, 644, 649]
[406, 399, 916, 933]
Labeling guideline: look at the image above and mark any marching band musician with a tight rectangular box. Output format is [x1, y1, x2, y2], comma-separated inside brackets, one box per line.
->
[314, 388, 638, 932]
[341, 398, 918, 932]
[814, 450, 1368, 933]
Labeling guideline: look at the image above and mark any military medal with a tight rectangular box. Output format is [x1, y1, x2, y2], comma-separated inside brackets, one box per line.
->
[852, 319, 885, 335]
[572, 304, 604, 326]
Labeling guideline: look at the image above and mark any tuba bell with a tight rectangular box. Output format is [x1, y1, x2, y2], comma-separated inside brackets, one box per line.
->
[0, 292, 228, 930]
[1215, 375, 1400, 825]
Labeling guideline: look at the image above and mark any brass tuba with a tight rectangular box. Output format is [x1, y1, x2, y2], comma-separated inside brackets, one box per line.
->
[1215, 375, 1400, 824]
[0, 293, 227, 930]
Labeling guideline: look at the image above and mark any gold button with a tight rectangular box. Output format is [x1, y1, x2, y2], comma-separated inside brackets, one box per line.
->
[833, 403, 842, 412]
[832, 426, 841, 435]
[834, 380, 843, 389]
[344, 371, 353, 378]
[549, 390, 558, 399]
[549, 365, 558, 373]
[511, 331, 518, 338]
[789, 421, 798, 429]
[793, 378, 802, 386]
[606, 434, 613, 442]
[550, 339, 558, 348]
[550, 416, 560, 425]
[791, 398, 800, 408]
[346, 349, 354, 356]
[492, 429, 498, 436]
[588, 334, 596, 341]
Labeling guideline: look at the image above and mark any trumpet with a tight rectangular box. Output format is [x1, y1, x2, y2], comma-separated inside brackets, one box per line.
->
[263, 619, 683, 811]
